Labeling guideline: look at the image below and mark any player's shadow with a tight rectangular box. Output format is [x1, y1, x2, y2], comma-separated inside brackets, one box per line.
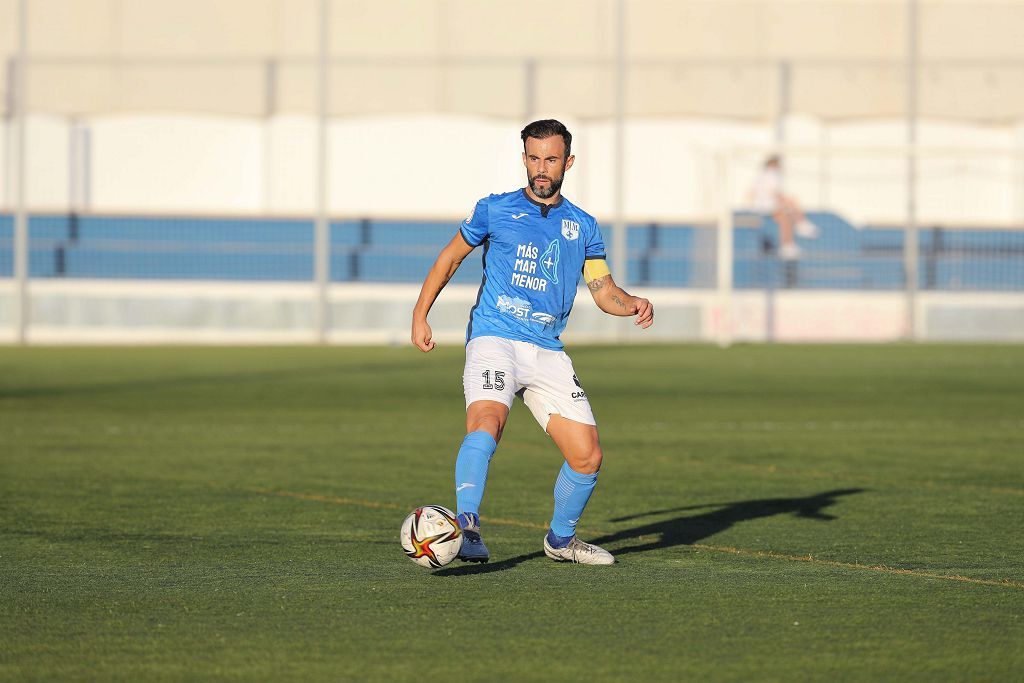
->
[433, 488, 864, 577]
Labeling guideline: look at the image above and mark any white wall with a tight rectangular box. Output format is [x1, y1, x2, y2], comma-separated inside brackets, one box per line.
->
[4, 113, 1024, 227]
[0, 115, 71, 211]
[89, 116, 264, 213]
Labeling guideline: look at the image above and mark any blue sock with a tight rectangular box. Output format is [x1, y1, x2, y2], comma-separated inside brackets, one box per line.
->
[454, 431, 497, 517]
[548, 461, 599, 545]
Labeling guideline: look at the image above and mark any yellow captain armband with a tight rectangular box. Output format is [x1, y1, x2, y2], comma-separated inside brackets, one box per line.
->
[583, 258, 611, 283]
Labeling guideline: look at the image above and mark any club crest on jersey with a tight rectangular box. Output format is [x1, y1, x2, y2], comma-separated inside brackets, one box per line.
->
[561, 219, 580, 241]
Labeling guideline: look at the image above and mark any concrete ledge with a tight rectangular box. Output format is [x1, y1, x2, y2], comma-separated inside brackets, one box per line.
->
[1, 280, 1022, 344]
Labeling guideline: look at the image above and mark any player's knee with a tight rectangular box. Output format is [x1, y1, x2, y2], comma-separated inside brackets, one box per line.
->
[467, 411, 505, 443]
[571, 442, 603, 475]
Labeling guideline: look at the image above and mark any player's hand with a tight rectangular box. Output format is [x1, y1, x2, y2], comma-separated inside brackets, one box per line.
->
[411, 318, 436, 352]
[633, 297, 654, 329]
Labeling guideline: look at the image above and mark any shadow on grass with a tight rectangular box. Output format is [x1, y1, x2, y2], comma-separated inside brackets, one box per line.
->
[433, 488, 864, 577]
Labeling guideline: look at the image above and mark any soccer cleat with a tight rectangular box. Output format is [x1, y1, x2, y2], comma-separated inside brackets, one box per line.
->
[456, 512, 490, 563]
[796, 218, 819, 239]
[543, 535, 615, 565]
[779, 243, 801, 260]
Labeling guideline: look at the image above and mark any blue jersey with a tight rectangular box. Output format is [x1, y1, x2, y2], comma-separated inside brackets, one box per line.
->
[459, 188, 606, 351]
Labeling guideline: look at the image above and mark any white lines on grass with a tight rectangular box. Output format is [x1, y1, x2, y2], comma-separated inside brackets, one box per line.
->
[248, 487, 552, 531]
[651, 419, 1024, 433]
[247, 487, 402, 510]
[690, 544, 1024, 590]
[249, 487, 1024, 590]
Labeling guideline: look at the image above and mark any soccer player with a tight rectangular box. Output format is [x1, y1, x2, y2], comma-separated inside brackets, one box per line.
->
[411, 119, 654, 565]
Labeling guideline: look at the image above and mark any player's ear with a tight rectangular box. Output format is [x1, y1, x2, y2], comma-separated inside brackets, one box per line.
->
[564, 154, 575, 172]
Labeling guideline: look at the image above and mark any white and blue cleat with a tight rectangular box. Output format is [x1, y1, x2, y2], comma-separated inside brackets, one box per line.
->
[543, 532, 615, 565]
[456, 512, 490, 563]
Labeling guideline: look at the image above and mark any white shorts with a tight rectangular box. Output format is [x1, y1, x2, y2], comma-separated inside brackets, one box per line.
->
[463, 336, 597, 431]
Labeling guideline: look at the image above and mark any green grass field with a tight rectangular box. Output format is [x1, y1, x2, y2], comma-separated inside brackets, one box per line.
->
[1, 344, 1022, 682]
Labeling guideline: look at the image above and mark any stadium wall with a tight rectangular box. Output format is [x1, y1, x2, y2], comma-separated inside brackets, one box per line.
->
[4, 114, 1024, 225]
[3, 114, 1022, 344]
[1, 280, 1022, 344]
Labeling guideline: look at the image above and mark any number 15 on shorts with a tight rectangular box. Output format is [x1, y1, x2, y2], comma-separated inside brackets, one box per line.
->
[482, 370, 505, 391]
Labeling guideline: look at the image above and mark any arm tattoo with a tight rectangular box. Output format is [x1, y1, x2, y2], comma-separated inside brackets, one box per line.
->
[611, 293, 629, 310]
[587, 275, 610, 292]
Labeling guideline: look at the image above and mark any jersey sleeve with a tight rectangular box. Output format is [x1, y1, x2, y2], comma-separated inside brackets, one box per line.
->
[585, 219, 606, 260]
[459, 197, 490, 247]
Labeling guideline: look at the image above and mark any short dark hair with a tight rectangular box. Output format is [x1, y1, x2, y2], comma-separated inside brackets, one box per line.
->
[521, 119, 572, 158]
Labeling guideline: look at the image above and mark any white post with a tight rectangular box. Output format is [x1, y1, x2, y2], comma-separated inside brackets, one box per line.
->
[13, 0, 28, 344]
[775, 60, 790, 145]
[1018, 144, 1024, 226]
[904, 0, 920, 341]
[819, 125, 830, 208]
[314, 0, 331, 344]
[263, 58, 278, 214]
[523, 58, 536, 122]
[716, 151, 734, 348]
[611, 0, 627, 298]
[68, 120, 92, 212]
[3, 58, 13, 209]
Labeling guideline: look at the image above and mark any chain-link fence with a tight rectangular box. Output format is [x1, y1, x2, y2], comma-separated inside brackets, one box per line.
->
[2, 0, 1023, 343]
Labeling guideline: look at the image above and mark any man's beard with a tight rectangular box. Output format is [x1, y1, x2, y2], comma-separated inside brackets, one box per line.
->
[528, 173, 563, 199]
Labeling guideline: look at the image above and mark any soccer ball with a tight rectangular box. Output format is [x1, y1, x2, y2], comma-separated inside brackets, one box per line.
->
[400, 505, 463, 569]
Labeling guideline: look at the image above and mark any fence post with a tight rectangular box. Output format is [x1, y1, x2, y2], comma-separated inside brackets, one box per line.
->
[313, 0, 331, 344]
[262, 58, 278, 213]
[3, 58, 14, 208]
[716, 151, 734, 348]
[610, 0, 627, 343]
[776, 60, 790, 145]
[904, 0, 920, 341]
[523, 58, 536, 122]
[13, 0, 29, 345]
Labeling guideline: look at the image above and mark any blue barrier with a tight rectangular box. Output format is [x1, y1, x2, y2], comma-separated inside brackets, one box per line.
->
[0, 213, 1020, 290]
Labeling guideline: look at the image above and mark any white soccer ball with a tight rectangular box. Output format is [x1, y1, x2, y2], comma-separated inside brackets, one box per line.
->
[400, 505, 463, 569]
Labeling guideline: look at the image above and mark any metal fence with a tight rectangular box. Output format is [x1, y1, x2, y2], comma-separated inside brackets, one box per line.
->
[2, 0, 1024, 343]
